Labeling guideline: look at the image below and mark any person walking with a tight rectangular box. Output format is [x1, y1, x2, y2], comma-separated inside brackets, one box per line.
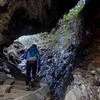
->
[24, 44, 40, 90]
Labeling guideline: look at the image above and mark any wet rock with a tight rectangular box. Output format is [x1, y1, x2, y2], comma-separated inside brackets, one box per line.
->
[37, 45, 78, 99]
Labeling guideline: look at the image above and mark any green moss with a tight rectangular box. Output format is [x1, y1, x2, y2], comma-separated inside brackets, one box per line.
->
[59, 1, 84, 23]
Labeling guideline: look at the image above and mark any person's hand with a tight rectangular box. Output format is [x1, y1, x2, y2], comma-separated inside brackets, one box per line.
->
[38, 67, 40, 72]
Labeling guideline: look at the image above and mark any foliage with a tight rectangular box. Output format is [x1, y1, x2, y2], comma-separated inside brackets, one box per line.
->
[59, 0, 84, 23]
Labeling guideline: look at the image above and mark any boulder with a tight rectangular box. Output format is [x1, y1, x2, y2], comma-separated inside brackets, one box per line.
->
[3, 41, 25, 65]
[65, 85, 88, 100]
[65, 90, 78, 100]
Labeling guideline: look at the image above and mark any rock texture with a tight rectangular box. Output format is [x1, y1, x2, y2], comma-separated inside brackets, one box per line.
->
[0, 73, 50, 100]
[0, 41, 25, 80]
[0, 0, 100, 100]
[0, 0, 78, 46]
[64, 1, 100, 99]
[3, 41, 25, 65]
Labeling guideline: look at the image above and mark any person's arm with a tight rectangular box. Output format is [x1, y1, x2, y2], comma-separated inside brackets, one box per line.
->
[24, 50, 28, 59]
[36, 48, 41, 71]
[38, 52, 41, 69]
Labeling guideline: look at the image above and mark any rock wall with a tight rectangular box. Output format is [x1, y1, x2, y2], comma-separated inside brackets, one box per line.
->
[64, 0, 100, 99]
[0, 0, 78, 83]
[0, 41, 25, 79]
[3, 41, 25, 65]
[64, 0, 100, 100]
[0, 0, 78, 46]
[0, 0, 100, 99]
[0, 0, 79, 83]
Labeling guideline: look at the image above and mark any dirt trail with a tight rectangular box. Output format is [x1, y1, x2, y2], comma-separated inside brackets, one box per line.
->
[0, 78, 43, 100]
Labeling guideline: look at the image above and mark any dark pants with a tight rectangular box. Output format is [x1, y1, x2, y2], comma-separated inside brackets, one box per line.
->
[26, 60, 37, 85]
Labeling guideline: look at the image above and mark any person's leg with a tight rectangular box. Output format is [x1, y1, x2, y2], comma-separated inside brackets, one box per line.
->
[26, 62, 31, 86]
[32, 61, 37, 80]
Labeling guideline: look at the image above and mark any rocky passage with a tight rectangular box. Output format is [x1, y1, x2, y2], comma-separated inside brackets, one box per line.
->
[0, 0, 100, 100]
[65, 29, 100, 100]
[0, 0, 78, 46]
[0, 73, 50, 100]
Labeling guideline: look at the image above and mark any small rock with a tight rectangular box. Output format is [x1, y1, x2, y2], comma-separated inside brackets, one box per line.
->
[6, 74, 14, 78]
[96, 68, 100, 73]
[0, 72, 7, 84]
[90, 70, 96, 75]
[0, 85, 12, 95]
[64, 90, 78, 100]
[97, 87, 100, 92]
[97, 87, 100, 99]
[3, 79, 15, 85]
[0, 0, 7, 7]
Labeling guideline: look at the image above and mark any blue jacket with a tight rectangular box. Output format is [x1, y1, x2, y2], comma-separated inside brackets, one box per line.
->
[24, 45, 41, 68]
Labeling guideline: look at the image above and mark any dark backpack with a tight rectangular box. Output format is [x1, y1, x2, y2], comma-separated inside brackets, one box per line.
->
[27, 47, 38, 61]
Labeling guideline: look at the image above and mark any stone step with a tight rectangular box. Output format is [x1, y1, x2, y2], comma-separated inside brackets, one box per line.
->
[0, 79, 50, 100]
[4, 90, 32, 100]
[3, 79, 15, 85]
[14, 85, 50, 100]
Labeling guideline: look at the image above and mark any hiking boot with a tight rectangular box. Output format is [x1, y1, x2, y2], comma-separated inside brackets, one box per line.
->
[31, 78, 35, 82]
[30, 78, 35, 87]
[25, 85, 30, 91]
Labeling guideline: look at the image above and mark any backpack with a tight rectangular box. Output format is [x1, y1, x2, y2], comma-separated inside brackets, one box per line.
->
[27, 47, 38, 61]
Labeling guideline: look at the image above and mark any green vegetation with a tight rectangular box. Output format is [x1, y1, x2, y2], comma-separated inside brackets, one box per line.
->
[59, 1, 84, 23]
[46, 0, 85, 43]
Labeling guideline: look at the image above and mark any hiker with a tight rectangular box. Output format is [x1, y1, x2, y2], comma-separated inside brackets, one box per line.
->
[24, 44, 40, 90]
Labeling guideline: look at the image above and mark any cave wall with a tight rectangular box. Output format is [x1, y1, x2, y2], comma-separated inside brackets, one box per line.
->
[0, 0, 78, 83]
[74, 0, 100, 50]
[0, 0, 99, 50]
[0, 0, 100, 99]
[79, 0, 100, 35]
[0, 0, 78, 47]
[0, 0, 99, 81]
